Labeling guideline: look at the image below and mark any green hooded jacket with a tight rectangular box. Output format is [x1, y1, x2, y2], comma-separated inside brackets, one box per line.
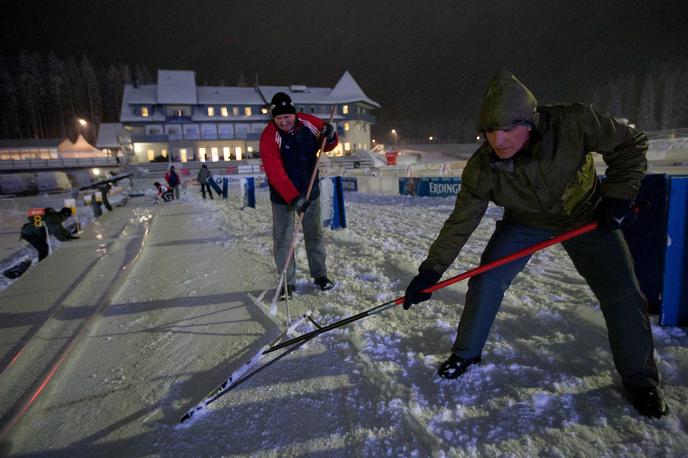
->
[419, 102, 648, 275]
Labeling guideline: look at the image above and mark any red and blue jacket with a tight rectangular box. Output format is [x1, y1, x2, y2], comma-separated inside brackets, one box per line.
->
[259, 113, 338, 205]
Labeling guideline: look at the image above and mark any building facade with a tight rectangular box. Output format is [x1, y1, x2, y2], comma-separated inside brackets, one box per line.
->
[118, 70, 380, 164]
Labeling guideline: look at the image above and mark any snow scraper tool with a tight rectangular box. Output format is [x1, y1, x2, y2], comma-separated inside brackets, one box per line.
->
[265, 222, 599, 354]
[179, 316, 310, 424]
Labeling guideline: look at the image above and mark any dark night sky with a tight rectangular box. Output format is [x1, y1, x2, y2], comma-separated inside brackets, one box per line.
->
[2, 0, 688, 139]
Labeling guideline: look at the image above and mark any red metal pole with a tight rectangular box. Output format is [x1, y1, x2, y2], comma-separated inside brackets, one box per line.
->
[265, 221, 598, 353]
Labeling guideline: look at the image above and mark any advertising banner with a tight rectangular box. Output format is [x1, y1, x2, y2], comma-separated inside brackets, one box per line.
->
[398, 177, 462, 197]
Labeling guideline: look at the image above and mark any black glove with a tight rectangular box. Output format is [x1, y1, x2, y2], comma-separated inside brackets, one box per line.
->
[293, 195, 311, 214]
[403, 269, 442, 310]
[320, 123, 336, 142]
[595, 197, 636, 233]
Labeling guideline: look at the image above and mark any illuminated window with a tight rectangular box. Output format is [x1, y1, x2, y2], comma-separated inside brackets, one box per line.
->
[161, 149, 168, 158]
[261, 107, 269, 114]
[342, 105, 349, 115]
[223, 147, 231, 161]
[235, 146, 243, 161]
[208, 106, 215, 116]
[180, 148, 188, 162]
[147, 149, 155, 161]
[199, 147, 207, 162]
[247, 146, 254, 153]
[232, 106, 239, 116]
[344, 142, 351, 151]
[244, 107, 252, 116]
[211, 147, 219, 162]
[344, 123, 350, 131]
[221, 106, 228, 117]
[141, 107, 150, 117]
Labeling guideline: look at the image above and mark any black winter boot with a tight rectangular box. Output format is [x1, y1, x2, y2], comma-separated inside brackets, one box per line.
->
[279, 284, 295, 301]
[625, 385, 668, 418]
[314, 276, 335, 291]
[437, 353, 481, 379]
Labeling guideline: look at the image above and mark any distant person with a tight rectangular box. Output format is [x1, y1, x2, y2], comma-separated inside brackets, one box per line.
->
[154, 181, 174, 203]
[197, 164, 214, 200]
[403, 71, 666, 418]
[97, 182, 113, 211]
[259, 92, 338, 299]
[20, 207, 78, 261]
[164, 165, 181, 200]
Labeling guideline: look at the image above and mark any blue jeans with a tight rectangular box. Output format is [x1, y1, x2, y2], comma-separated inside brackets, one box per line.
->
[452, 221, 658, 387]
[271, 199, 327, 284]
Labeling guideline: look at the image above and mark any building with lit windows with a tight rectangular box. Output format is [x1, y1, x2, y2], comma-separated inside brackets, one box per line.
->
[118, 69, 380, 164]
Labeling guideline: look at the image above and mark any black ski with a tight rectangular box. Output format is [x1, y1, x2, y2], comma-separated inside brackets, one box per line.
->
[179, 317, 306, 424]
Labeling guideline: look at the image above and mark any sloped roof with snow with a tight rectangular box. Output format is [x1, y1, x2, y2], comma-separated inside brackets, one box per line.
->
[96, 123, 125, 148]
[259, 86, 334, 105]
[157, 70, 197, 104]
[197, 87, 264, 104]
[122, 85, 157, 104]
[329, 71, 380, 108]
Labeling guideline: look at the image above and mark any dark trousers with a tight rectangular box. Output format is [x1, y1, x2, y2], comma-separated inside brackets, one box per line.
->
[452, 221, 658, 388]
[22, 232, 49, 261]
[200, 183, 214, 199]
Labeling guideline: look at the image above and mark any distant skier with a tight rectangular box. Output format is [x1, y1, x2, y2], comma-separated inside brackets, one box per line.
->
[403, 71, 667, 418]
[153, 182, 174, 203]
[197, 164, 214, 200]
[164, 165, 181, 200]
[259, 92, 338, 299]
[20, 207, 78, 261]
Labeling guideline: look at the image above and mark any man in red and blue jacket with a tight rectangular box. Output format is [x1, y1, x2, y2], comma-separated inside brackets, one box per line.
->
[260, 92, 338, 299]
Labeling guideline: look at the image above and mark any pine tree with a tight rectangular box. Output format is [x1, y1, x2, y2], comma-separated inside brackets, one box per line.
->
[80, 55, 102, 142]
[636, 72, 658, 131]
[237, 71, 248, 87]
[0, 57, 21, 138]
[47, 52, 67, 137]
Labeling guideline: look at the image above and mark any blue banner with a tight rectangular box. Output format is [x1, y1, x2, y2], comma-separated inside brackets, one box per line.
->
[341, 177, 358, 192]
[399, 177, 462, 197]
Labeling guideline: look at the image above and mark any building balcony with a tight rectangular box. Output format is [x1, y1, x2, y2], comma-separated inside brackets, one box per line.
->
[166, 115, 192, 123]
[131, 134, 169, 143]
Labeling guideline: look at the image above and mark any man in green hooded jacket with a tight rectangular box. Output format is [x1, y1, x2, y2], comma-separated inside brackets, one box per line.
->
[404, 71, 666, 418]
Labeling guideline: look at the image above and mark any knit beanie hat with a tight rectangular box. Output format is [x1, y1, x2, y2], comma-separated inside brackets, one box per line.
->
[478, 71, 537, 131]
[270, 92, 296, 117]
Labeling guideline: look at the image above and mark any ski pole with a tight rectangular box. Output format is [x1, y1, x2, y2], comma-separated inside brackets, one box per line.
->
[271, 105, 338, 307]
[265, 221, 598, 354]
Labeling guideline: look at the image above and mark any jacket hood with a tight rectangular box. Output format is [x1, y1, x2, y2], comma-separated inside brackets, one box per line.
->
[478, 71, 537, 132]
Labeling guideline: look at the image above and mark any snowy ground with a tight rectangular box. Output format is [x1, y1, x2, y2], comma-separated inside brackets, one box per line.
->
[1, 186, 687, 457]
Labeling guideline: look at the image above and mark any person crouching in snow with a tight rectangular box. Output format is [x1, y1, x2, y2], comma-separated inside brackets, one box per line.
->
[154, 182, 174, 203]
[259, 92, 338, 300]
[403, 71, 667, 418]
[20, 207, 78, 261]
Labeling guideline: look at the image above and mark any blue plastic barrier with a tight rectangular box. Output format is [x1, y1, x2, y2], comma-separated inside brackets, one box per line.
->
[321, 176, 346, 229]
[623, 174, 688, 326]
[661, 177, 688, 326]
[241, 177, 256, 209]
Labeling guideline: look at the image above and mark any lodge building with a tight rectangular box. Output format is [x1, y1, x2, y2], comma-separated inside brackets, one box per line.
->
[112, 69, 380, 164]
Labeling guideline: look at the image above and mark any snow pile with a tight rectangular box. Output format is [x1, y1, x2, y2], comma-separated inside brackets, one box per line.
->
[4, 188, 687, 456]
